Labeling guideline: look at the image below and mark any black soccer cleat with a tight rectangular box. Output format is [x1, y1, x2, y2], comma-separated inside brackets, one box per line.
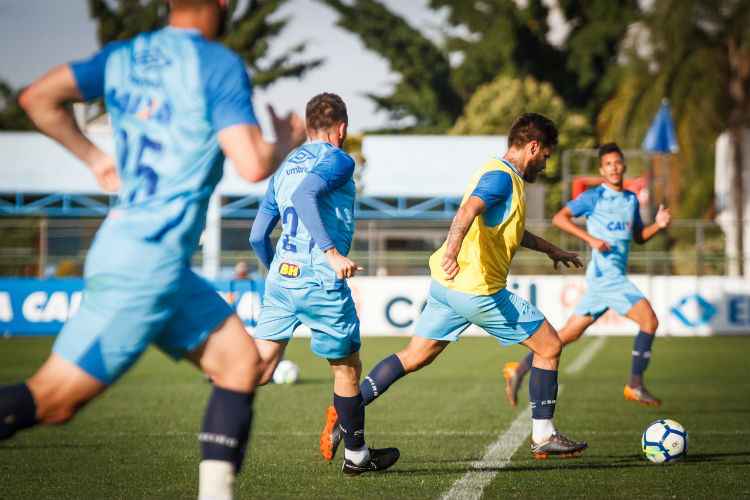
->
[342, 447, 400, 476]
[531, 432, 587, 459]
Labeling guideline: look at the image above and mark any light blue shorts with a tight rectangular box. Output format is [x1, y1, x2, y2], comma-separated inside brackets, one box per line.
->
[574, 277, 646, 320]
[254, 279, 360, 360]
[414, 280, 545, 345]
[53, 268, 232, 384]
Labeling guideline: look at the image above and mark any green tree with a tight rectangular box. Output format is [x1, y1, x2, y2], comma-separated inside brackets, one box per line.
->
[0, 81, 33, 130]
[597, 0, 750, 239]
[88, 0, 322, 89]
[321, 0, 638, 131]
[320, 0, 463, 132]
[452, 74, 593, 213]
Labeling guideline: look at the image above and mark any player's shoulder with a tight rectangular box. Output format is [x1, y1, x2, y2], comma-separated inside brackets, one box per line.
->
[583, 184, 606, 200]
[623, 189, 639, 201]
[319, 143, 355, 168]
[184, 34, 245, 74]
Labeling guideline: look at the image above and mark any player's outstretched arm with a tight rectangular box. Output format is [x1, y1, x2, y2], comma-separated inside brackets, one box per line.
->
[521, 230, 583, 270]
[19, 65, 119, 192]
[552, 205, 610, 252]
[219, 107, 304, 183]
[441, 196, 486, 280]
[634, 204, 671, 244]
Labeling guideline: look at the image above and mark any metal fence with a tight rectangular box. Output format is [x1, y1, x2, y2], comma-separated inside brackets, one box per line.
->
[0, 217, 746, 279]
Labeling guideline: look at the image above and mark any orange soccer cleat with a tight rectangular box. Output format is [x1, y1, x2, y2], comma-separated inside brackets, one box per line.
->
[623, 385, 662, 407]
[319, 405, 342, 461]
[502, 362, 521, 407]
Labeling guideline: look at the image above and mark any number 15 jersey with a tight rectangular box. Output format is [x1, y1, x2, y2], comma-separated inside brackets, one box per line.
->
[70, 27, 257, 263]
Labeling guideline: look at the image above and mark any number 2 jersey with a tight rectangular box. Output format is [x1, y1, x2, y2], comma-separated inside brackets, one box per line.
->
[69, 27, 257, 270]
[254, 141, 356, 290]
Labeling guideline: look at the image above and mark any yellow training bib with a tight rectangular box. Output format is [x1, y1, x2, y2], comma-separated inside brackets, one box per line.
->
[429, 158, 526, 295]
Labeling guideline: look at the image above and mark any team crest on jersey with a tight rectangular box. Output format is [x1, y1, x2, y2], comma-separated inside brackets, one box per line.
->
[130, 48, 172, 86]
[278, 262, 301, 278]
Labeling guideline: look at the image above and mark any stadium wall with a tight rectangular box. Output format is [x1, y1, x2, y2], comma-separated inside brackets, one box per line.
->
[1, 276, 749, 337]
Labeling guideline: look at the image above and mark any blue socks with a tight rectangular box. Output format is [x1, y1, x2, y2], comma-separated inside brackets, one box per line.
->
[0, 383, 37, 440]
[333, 393, 366, 450]
[529, 367, 558, 419]
[360, 354, 405, 405]
[199, 386, 254, 472]
[631, 331, 655, 385]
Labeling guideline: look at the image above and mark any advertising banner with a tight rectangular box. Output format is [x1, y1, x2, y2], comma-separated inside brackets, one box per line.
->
[0, 278, 263, 336]
[2, 276, 748, 337]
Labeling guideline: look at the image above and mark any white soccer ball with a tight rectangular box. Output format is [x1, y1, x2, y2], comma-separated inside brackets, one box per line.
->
[272, 360, 300, 385]
[641, 419, 688, 463]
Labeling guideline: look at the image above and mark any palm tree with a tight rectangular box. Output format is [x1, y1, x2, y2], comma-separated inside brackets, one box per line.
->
[598, 0, 750, 275]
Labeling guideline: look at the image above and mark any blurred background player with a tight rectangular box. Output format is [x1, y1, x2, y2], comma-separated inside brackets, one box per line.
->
[320, 113, 588, 462]
[504, 142, 672, 407]
[249, 92, 400, 475]
[0, 1, 305, 498]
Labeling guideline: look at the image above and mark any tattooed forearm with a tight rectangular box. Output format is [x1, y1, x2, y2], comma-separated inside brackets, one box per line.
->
[444, 207, 474, 255]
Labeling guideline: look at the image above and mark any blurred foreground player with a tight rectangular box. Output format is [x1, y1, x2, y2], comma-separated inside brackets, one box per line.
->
[249, 93, 400, 475]
[504, 143, 671, 407]
[0, 1, 304, 498]
[320, 113, 588, 461]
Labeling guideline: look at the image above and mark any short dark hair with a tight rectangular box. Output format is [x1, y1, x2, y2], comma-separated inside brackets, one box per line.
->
[507, 113, 558, 149]
[305, 93, 348, 131]
[598, 142, 624, 161]
[170, 0, 220, 8]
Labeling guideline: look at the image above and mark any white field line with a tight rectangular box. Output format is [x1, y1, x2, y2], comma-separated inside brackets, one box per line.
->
[440, 337, 607, 500]
[564, 336, 607, 375]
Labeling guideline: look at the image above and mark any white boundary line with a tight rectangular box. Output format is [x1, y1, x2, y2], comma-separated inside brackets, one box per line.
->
[439, 403, 533, 500]
[564, 336, 607, 375]
[440, 337, 607, 500]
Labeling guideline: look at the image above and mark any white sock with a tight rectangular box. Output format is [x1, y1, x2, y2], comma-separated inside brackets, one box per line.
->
[531, 419, 556, 444]
[344, 445, 371, 465]
[199, 460, 235, 500]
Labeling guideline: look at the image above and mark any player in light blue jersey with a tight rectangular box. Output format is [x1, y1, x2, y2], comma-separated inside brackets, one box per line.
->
[249, 93, 400, 476]
[504, 143, 671, 407]
[0, 1, 305, 498]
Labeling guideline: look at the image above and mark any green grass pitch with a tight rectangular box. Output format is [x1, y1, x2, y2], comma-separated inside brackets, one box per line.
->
[1, 335, 749, 499]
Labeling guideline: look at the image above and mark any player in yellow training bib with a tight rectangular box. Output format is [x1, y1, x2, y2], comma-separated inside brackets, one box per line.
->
[319, 113, 589, 461]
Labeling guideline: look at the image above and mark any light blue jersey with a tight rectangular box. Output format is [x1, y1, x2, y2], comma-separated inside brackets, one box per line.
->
[54, 27, 258, 383]
[567, 184, 643, 281]
[567, 184, 646, 318]
[251, 141, 359, 360]
[74, 27, 257, 258]
[262, 141, 355, 289]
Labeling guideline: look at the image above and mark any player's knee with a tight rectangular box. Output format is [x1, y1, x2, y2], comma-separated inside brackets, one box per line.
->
[206, 353, 260, 392]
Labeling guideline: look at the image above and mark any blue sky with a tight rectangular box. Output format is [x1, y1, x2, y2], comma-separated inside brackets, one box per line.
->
[0, 0, 446, 132]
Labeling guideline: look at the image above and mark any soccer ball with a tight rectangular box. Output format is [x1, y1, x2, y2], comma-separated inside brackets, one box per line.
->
[641, 419, 688, 463]
[272, 360, 300, 385]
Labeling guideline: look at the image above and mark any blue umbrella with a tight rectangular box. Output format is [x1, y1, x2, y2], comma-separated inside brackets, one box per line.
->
[642, 99, 679, 154]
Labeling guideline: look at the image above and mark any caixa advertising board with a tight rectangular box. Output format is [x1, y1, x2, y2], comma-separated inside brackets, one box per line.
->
[1, 276, 749, 337]
[0, 278, 262, 336]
